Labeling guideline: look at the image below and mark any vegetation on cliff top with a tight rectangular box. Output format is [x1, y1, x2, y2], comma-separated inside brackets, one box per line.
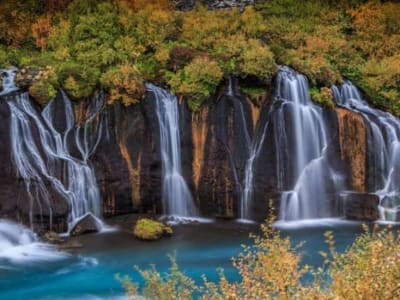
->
[0, 0, 399, 114]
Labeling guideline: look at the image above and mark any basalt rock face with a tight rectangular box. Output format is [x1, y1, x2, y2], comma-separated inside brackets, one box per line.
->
[0, 94, 69, 233]
[343, 192, 379, 221]
[0, 81, 378, 229]
[336, 108, 367, 192]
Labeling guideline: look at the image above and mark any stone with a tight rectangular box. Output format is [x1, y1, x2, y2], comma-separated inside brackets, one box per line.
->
[70, 214, 101, 236]
[15, 67, 41, 89]
[336, 108, 367, 192]
[342, 192, 379, 221]
[59, 240, 83, 250]
[133, 218, 173, 241]
[43, 231, 64, 244]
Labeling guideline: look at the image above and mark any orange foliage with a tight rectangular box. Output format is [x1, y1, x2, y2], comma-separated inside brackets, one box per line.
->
[32, 15, 52, 50]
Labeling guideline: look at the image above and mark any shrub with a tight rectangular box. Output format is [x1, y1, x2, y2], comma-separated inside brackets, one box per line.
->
[360, 55, 400, 115]
[28, 79, 57, 105]
[167, 56, 223, 111]
[310, 87, 335, 109]
[239, 39, 277, 82]
[57, 61, 99, 99]
[123, 221, 400, 299]
[133, 218, 173, 241]
[100, 65, 145, 106]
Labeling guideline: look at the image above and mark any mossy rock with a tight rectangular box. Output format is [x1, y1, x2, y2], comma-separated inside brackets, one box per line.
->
[28, 79, 57, 106]
[310, 87, 335, 109]
[15, 67, 41, 89]
[133, 218, 173, 241]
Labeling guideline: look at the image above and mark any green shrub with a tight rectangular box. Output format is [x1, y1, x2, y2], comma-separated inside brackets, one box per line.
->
[133, 218, 173, 241]
[100, 65, 145, 106]
[167, 56, 223, 111]
[310, 87, 335, 109]
[28, 79, 57, 105]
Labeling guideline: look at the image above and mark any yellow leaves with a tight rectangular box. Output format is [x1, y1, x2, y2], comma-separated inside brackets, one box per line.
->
[154, 45, 171, 67]
[48, 19, 71, 53]
[168, 56, 223, 110]
[132, 6, 176, 49]
[31, 15, 52, 50]
[240, 6, 267, 38]
[350, 2, 400, 58]
[240, 39, 276, 81]
[360, 55, 400, 114]
[100, 64, 145, 106]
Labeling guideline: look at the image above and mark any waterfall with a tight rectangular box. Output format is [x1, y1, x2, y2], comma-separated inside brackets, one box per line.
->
[146, 83, 198, 218]
[275, 67, 344, 221]
[0, 67, 18, 96]
[0, 219, 68, 267]
[225, 78, 269, 220]
[332, 82, 400, 222]
[5, 91, 104, 232]
[240, 119, 269, 221]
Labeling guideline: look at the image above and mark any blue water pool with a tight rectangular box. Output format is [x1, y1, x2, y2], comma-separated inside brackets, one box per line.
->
[0, 221, 366, 300]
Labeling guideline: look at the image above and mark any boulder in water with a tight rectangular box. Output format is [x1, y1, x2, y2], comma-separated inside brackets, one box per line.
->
[133, 218, 173, 241]
[70, 214, 101, 236]
[42, 231, 64, 244]
[59, 240, 83, 250]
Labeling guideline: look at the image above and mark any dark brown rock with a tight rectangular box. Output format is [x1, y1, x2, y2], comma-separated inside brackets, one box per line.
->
[342, 192, 379, 221]
[336, 108, 367, 192]
[70, 214, 101, 236]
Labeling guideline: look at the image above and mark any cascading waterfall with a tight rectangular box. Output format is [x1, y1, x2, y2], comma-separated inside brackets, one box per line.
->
[0, 219, 68, 267]
[5, 90, 104, 232]
[225, 78, 269, 220]
[240, 119, 269, 221]
[332, 82, 400, 222]
[146, 83, 198, 218]
[0, 67, 18, 96]
[275, 67, 344, 221]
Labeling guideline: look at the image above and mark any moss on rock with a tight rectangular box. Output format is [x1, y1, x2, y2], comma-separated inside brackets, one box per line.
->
[28, 79, 57, 105]
[310, 86, 335, 109]
[133, 218, 173, 241]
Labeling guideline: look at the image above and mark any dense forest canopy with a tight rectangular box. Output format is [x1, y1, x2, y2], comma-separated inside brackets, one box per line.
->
[0, 0, 399, 114]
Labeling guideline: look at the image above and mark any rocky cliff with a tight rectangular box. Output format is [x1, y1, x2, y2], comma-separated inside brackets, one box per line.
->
[0, 78, 382, 231]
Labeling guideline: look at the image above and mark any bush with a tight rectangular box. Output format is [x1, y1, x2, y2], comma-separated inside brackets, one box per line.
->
[167, 56, 223, 111]
[133, 218, 173, 241]
[310, 87, 335, 109]
[360, 55, 400, 116]
[57, 61, 99, 99]
[101, 65, 145, 106]
[239, 39, 277, 82]
[28, 78, 57, 105]
[123, 220, 400, 299]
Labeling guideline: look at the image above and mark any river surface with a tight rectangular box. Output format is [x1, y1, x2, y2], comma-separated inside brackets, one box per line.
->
[0, 220, 367, 300]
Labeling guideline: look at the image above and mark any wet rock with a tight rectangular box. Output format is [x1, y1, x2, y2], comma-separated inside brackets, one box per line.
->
[43, 231, 64, 244]
[15, 67, 41, 89]
[59, 240, 83, 250]
[133, 218, 173, 241]
[336, 108, 367, 192]
[174, 0, 195, 11]
[343, 192, 379, 221]
[70, 214, 101, 236]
